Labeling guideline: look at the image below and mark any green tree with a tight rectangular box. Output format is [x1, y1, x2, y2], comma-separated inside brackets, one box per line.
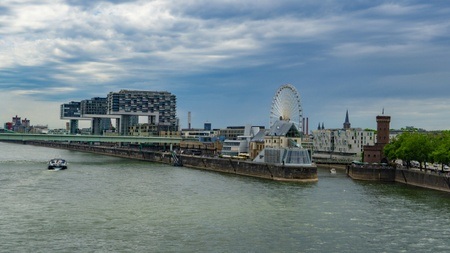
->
[396, 133, 416, 168]
[384, 132, 435, 169]
[409, 133, 433, 169]
[384, 135, 403, 163]
[431, 131, 450, 171]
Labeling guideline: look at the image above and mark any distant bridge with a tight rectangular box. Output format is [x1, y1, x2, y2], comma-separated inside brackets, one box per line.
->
[0, 133, 182, 144]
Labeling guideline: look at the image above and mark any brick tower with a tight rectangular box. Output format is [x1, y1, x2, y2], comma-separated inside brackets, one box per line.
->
[363, 111, 391, 163]
[376, 115, 391, 145]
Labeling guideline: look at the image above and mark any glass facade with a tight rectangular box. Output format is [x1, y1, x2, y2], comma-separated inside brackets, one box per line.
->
[60, 101, 81, 118]
[107, 90, 177, 129]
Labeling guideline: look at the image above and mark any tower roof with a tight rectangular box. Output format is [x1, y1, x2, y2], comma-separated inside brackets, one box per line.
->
[343, 110, 351, 129]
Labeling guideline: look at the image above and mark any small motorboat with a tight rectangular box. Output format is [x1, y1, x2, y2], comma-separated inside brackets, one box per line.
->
[330, 168, 337, 174]
[48, 158, 68, 170]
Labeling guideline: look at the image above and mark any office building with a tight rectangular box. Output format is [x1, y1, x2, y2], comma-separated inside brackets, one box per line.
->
[107, 90, 177, 135]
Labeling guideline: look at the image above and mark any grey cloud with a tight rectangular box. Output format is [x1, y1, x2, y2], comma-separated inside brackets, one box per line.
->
[64, 0, 139, 8]
[0, 5, 10, 15]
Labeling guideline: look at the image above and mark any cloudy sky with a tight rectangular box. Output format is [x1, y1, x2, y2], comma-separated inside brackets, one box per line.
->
[1, 0, 450, 131]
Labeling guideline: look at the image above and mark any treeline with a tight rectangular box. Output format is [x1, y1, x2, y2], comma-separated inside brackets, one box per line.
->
[384, 131, 450, 168]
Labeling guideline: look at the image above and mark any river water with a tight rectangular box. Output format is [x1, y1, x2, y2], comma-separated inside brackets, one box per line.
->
[1, 142, 449, 252]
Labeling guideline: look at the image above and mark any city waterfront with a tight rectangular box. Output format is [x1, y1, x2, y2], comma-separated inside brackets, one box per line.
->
[1, 142, 450, 252]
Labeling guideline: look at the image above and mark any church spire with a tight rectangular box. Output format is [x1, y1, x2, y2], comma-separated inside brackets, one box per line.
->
[343, 110, 351, 129]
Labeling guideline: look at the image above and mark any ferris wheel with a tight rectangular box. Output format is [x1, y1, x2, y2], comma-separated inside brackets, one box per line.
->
[270, 84, 303, 131]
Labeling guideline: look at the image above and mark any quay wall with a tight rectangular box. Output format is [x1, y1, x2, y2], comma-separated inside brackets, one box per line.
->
[395, 169, 450, 193]
[347, 164, 450, 193]
[347, 165, 396, 181]
[316, 163, 347, 170]
[180, 155, 317, 182]
[28, 142, 173, 163]
[24, 141, 317, 182]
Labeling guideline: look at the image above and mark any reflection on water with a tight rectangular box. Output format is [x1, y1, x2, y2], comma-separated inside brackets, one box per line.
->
[0, 142, 449, 252]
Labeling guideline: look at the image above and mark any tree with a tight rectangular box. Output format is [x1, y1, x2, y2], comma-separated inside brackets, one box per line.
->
[408, 133, 433, 169]
[384, 132, 435, 169]
[431, 131, 450, 171]
[384, 135, 403, 164]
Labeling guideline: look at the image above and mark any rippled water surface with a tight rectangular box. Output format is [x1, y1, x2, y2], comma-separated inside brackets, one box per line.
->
[1, 142, 450, 252]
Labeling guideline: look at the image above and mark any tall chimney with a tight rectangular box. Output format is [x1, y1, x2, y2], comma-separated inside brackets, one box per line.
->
[306, 117, 309, 135]
[302, 118, 305, 135]
[188, 111, 191, 129]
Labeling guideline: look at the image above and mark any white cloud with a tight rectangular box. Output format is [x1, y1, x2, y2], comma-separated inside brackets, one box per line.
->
[11, 87, 77, 96]
[364, 3, 425, 16]
[330, 42, 418, 57]
[54, 61, 126, 83]
[0, 1, 70, 34]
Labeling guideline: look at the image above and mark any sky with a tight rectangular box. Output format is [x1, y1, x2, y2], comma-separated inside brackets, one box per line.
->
[1, 0, 450, 132]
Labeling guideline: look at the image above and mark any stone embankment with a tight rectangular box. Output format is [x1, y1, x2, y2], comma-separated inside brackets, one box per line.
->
[180, 155, 317, 182]
[26, 141, 318, 183]
[347, 164, 450, 193]
[395, 168, 450, 192]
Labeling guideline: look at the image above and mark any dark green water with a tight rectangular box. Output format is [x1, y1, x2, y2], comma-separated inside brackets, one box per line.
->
[1, 142, 449, 252]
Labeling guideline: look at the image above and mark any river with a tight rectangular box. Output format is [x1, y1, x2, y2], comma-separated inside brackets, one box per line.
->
[0, 142, 449, 252]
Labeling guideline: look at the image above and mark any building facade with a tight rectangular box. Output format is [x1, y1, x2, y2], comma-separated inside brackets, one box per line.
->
[60, 101, 82, 134]
[221, 138, 249, 157]
[264, 121, 302, 149]
[218, 126, 265, 140]
[250, 120, 312, 166]
[61, 101, 81, 118]
[249, 130, 267, 160]
[221, 125, 264, 157]
[4, 115, 33, 133]
[312, 128, 375, 161]
[81, 97, 111, 135]
[61, 90, 178, 136]
[107, 90, 177, 129]
[81, 97, 108, 115]
[312, 111, 376, 162]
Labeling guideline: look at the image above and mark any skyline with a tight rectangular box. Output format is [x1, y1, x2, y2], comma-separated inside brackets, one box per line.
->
[1, 1, 450, 131]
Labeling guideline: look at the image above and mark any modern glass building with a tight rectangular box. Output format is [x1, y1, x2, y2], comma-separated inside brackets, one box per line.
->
[60, 101, 81, 119]
[81, 97, 108, 115]
[60, 101, 82, 134]
[107, 90, 177, 130]
[61, 90, 178, 136]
